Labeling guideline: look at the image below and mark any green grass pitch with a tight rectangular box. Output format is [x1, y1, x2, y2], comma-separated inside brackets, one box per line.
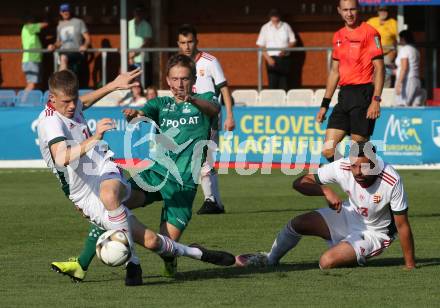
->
[1, 168, 439, 307]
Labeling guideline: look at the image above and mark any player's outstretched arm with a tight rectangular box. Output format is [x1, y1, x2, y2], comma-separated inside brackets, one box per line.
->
[80, 68, 142, 110]
[188, 95, 220, 118]
[394, 213, 416, 270]
[293, 174, 329, 196]
[50, 118, 115, 167]
[293, 174, 342, 212]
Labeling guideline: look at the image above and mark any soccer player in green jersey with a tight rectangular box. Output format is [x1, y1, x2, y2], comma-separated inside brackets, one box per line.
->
[51, 54, 225, 283]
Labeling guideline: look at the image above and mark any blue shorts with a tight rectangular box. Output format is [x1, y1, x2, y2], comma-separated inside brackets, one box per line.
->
[22, 62, 41, 83]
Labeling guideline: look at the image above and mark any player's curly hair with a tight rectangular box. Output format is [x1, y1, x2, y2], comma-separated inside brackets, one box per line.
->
[166, 54, 196, 80]
[48, 69, 79, 97]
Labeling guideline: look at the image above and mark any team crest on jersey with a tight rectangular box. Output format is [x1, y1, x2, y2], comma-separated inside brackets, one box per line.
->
[336, 40, 342, 47]
[374, 36, 381, 49]
[359, 194, 365, 201]
[182, 103, 192, 114]
[373, 193, 382, 204]
[199, 69, 205, 77]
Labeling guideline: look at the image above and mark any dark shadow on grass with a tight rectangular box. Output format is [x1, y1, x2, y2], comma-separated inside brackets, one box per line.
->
[170, 262, 319, 282]
[367, 257, 440, 268]
[84, 273, 163, 284]
[408, 213, 440, 218]
[232, 208, 313, 215]
[73, 258, 440, 285]
[76, 263, 319, 285]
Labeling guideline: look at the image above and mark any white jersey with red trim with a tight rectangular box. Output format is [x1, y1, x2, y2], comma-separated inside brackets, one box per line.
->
[315, 158, 408, 235]
[37, 102, 115, 204]
[192, 52, 227, 95]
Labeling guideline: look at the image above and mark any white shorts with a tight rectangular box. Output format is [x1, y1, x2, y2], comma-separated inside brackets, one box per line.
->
[74, 161, 132, 230]
[316, 207, 392, 265]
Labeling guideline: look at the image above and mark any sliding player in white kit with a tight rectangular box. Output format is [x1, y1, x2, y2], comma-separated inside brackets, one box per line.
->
[177, 24, 235, 214]
[37, 69, 235, 286]
[236, 142, 416, 270]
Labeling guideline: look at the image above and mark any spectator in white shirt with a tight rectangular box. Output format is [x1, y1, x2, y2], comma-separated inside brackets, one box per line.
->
[118, 82, 147, 107]
[256, 9, 296, 90]
[394, 30, 422, 106]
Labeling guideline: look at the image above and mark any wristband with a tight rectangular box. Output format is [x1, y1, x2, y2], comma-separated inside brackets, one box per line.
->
[321, 98, 331, 109]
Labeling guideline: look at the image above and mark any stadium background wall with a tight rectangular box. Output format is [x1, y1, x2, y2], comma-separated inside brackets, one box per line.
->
[0, 0, 437, 90]
[1, 106, 440, 165]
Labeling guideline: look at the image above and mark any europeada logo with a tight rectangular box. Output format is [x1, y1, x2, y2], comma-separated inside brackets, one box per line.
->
[383, 114, 422, 156]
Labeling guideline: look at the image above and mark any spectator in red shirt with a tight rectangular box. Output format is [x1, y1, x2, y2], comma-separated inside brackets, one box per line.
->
[316, 0, 384, 162]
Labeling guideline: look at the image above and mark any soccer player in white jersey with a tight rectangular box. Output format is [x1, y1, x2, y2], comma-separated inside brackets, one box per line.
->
[236, 142, 416, 270]
[177, 24, 235, 214]
[37, 69, 235, 285]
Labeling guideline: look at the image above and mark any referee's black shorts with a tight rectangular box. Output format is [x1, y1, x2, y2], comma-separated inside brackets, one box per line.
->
[327, 83, 375, 137]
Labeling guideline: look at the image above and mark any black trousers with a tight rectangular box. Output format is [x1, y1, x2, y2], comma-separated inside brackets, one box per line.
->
[267, 56, 291, 90]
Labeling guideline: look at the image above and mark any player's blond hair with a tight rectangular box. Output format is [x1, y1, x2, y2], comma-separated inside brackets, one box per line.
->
[48, 69, 79, 97]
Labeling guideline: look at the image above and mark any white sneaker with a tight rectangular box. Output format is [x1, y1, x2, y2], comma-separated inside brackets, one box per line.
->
[235, 252, 269, 268]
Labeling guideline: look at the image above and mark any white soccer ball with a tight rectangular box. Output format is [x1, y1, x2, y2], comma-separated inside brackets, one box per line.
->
[96, 230, 131, 267]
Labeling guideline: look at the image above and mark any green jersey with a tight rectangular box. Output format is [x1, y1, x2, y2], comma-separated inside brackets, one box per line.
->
[21, 23, 42, 63]
[139, 92, 219, 189]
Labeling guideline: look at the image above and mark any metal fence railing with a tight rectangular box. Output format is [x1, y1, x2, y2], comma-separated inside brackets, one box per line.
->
[0, 45, 437, 92]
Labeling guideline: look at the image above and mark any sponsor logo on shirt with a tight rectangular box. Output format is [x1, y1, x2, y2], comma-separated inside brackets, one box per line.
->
[374, 36, 381, 49]
[160, 116, 200, 128]
[162, 102, 176, 112]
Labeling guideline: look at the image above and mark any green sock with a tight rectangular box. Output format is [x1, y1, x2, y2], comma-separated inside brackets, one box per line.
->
[78, 224, 105, 271]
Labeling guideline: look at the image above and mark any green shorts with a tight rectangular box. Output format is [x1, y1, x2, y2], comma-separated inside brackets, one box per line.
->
[129, 170, 197, 231]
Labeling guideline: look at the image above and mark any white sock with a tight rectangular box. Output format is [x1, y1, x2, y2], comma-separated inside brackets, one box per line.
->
[156, 234, 202, 260]
[201, 172, 214, 201]
[267, 222, 302, 265]
[107, 206, 140, 265]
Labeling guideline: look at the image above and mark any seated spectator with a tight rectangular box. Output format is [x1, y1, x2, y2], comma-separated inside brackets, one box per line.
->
[118, 83, 149, 107]
[145, 85, 158, 100]
[394, 30, 422, 106]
